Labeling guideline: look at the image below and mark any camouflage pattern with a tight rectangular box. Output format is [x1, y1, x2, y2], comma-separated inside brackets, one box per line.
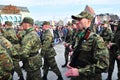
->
[106, 25, 120, 80]
[71, 11, 94, 20]
[70, 31, 109, 80]
[62, 27, 73, 67]
[19, 27, 42, 80]
[1, 27, 24, 79]
[100, 25, 113, 45]
[41, 29, 63, 79]
[2, 28, 19, 44]
[0, 35, 14, 80]
[22, 17, 34, 25]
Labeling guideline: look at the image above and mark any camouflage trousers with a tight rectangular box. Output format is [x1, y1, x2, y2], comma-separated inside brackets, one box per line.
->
[63, 47, 70, 65]
[70, 74, 102, 80]
[12, 60, 23, 77]
[26, 69, 42, 80]
[0, 73, 12, 80]
[43, 57, 62, 76]
[107, 51, 120, 79]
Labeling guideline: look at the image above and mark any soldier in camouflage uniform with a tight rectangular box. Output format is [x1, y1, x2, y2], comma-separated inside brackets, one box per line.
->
[19, 17, 42, 80]
[62, 24, 73, 67]
[106, 21, 120, 80]
[0, 33, 15, 80]
[65, 11, 109, 80]
[41, 21, 63, 80]
[100, 21, 113, 45]
[2, 21, 24, 80]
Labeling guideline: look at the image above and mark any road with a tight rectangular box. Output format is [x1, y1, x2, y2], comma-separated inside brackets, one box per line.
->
[13, 42, 118, 80]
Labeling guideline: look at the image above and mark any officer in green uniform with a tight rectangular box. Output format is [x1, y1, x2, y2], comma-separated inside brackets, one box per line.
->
[19, 17, 42, 80]
[65, 11, 109, 80]
[0, 33, 15, 80]
[2, 21, 24, 80]
[41, 21, 63, 80]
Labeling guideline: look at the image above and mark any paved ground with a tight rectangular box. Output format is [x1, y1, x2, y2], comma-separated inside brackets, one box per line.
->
[13, 42, 118, 80]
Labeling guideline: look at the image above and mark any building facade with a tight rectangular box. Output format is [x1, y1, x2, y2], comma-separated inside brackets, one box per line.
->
[0, 4, 30, 25]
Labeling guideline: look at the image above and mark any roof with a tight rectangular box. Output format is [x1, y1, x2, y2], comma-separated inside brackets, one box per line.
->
[0, 4, 29, 12]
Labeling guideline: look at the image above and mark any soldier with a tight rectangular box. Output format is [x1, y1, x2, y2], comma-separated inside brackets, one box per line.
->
[106, 21, 120, 80]
[2, 21, 24, 80]
[0, 33, 15, 80]
[65, 11, 109, 80]
[41, 21, 63, 80]
[19, 17, 42, 80]
[62, 24, 73, 67]
[99, 21, 113, 48]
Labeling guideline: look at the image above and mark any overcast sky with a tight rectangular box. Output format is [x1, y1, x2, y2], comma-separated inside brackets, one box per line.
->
[0, 0, 120, 21]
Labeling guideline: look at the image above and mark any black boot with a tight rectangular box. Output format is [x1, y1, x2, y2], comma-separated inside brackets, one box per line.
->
[57, 75, 63, 80]
[106, 74, 112, 80]
[19, 76, 24, 80]
[42, 75, 47, 80]
[106, 77, 112, 80]
[61, 62, 67, 68]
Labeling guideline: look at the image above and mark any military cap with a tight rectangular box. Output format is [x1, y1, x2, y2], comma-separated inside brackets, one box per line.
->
[5, 21, 12, 26]
[42, 21, 50, 25]
[113, 21, 118, 26]
[22, 17, 34, 25]
[71, 11, 93, 20]
[102, 21, 109, 24]
[72, 20, 76, 24]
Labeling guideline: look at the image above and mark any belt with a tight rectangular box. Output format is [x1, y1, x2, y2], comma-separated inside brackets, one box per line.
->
[29, 52, 38, 57]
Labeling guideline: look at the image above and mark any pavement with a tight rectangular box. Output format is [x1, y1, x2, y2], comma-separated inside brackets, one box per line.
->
[13, 42, 118, 80]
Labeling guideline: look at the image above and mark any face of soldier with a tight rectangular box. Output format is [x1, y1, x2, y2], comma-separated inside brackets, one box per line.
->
[72, 24, 77, 29]
[103, 24, 108, 28]
[21, 23, 31, 30]
[76, 18, 89, 30]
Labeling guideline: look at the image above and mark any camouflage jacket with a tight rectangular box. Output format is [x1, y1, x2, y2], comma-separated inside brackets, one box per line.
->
[72, 31, 109, 76]
[41, 29, 56, 58]
[2, 28, 19, 44]
[65, 28, 73, 44]
[0, 36, 14, 78]
[100, 27, 113, 44]
[112, 30, 120, 56]
[20, 28, 42, 71]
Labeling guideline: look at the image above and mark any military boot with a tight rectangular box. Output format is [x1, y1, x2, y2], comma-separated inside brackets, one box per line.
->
[19, 76, 24, 80]
[42, 75, 47, 80]
[57, 75, 63, 80]
[106, 77, 112, 80]
[61, 62, 67, 68]
[106, 74, 112, 80]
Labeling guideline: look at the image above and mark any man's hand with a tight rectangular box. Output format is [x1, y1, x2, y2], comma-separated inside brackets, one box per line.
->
[69, 45, 73, 51]
[65, 68, 79, 77]
[117, 55, 120, 60]
[63, 42, 69, 47]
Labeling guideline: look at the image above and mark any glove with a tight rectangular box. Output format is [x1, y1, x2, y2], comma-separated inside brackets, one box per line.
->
[65, 68, 79, 77]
